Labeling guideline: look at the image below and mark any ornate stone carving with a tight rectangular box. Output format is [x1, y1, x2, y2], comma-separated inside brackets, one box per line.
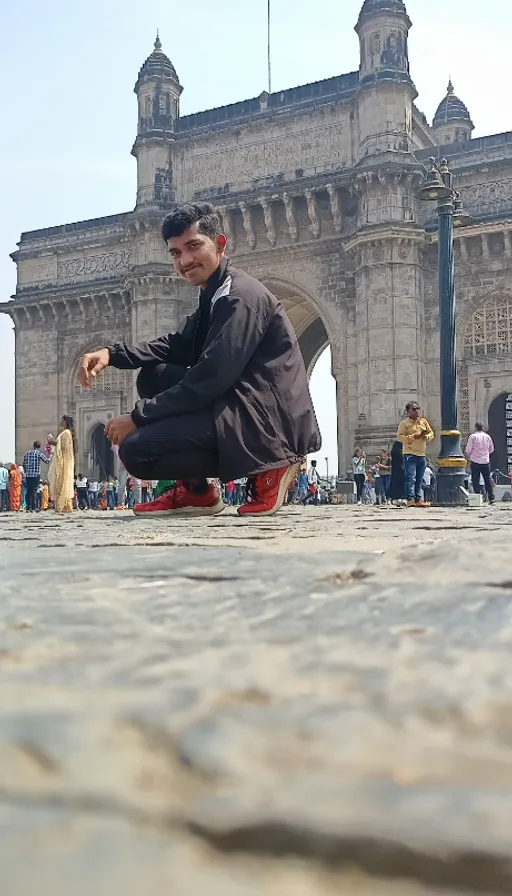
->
[398, 239, 411, 260]
[260, 197, 276, 247]
[217, 206, 235, 252]
[458, 237, 469, 263]
[326, 184, 342, 234]
[57, 250, 132, 282]
[304, 190, 320, 239]
[282, 192, 298, 242]
[468, 237, 483, 259]
[239, 202, 256, 249]
[464, 178, 512, 216]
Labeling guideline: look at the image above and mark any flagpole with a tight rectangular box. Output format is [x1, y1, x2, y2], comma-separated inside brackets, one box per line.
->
[267, 0, 272, 95]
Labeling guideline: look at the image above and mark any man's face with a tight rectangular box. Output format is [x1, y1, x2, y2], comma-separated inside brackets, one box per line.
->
[408, 404, 420, 420]
[167, 223, 226, 288]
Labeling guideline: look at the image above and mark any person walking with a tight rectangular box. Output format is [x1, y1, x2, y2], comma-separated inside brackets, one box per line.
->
[22, 441, 52, 512]
[77, 203, 320, 518]
[352, 448, 367, 505]
[397, 403, 434, 507]
[305, 459, 320, 506]
[106, 477, 117, 510]
[76, 474, 89, 510]
[0, 465, 8, 511]
[88, 479, 99, 508]
[465, 423, 495, 504]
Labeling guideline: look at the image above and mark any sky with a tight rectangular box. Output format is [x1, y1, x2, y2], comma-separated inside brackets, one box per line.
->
[0, 0, 510, 469]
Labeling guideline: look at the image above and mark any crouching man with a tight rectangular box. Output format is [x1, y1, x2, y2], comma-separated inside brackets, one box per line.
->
[77, 203, 321, 518]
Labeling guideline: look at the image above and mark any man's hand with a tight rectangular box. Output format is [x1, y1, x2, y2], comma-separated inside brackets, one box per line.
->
[77, 348, 110, 388]
[414, 431, 426, 440]
[104, 415, 137, 447]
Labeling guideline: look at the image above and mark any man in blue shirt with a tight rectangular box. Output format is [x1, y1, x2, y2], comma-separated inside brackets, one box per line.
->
[0, 465, 8, 511]
[22, 442, 52, 512]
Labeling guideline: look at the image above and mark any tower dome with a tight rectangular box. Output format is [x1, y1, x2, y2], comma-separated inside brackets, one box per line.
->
[132, 33, 182, 209]
[357, 0, 411, 28]
[134, 33, 180, 92]
[433, 80, 474, 144]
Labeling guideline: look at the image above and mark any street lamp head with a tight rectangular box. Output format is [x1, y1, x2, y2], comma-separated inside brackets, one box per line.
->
[418, 157, 453, 202]
[452, 191, 474, 227]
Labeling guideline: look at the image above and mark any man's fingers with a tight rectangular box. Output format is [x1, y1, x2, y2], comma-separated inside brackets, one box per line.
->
[77, 357, 90, 388]
[91, 360, 105, 378]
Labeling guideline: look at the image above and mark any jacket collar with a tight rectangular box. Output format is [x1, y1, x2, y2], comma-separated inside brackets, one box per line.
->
[200, 257, 230, 303]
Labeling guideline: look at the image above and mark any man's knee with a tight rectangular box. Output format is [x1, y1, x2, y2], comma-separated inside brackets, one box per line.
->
[119, 433, 140, 475]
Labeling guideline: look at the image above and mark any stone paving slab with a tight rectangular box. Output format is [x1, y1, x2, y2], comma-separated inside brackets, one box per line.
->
[1, 505, 512, 895]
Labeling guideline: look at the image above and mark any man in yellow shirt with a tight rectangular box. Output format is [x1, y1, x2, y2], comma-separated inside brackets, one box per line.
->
[397, 402, 435, 507]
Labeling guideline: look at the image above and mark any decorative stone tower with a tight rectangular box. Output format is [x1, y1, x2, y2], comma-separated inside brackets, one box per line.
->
[433, 81, 474, 146]
[132, 33, 182, 208]
[355, 0, 416, 161]
[347, 0, 427, 451]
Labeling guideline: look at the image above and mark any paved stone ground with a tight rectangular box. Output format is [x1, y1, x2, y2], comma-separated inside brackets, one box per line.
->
[1, 503, 512, 895]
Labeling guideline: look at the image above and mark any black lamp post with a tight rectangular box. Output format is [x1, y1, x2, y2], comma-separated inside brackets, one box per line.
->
[418, 157, 473, 504]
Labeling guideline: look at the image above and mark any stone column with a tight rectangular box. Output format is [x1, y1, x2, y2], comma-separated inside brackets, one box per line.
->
[332, 365, 349, 477]
[346, 231, 427, 454]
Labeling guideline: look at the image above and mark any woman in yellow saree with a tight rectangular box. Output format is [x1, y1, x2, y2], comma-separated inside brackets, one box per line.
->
[49, 416, 76, 513]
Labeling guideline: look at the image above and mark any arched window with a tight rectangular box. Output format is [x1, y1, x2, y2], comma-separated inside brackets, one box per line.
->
[464, 295, 512, 358]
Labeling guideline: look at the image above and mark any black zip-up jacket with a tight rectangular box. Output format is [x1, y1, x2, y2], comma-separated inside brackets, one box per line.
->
[107, 259, 321, 481]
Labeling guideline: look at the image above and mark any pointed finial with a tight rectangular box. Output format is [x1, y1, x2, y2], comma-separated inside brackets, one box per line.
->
[154, 30, 162, 51]
[447, 78, 454, 94]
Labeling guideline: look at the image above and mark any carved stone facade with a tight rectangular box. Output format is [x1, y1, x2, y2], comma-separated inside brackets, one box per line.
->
[3, 2, 512, 476]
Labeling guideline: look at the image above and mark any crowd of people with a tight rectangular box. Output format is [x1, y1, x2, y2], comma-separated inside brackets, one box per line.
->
[1, 203, 510, 520]
[345, 403, 506, 507]
[0, 405, 506, 515]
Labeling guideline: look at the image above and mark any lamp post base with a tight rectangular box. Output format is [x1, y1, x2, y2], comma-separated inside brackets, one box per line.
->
[436, 430, 468, 505]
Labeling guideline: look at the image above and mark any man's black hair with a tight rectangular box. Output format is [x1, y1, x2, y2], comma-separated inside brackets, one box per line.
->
[33, 440, 41, 449]
[406, 401, 419, 412]
[161, 203, 222, 243]
[475, 422, 484, 431]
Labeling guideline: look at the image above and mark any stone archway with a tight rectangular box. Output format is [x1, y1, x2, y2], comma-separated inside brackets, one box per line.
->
[91, 423, 114, 481]
[261, 277, 345, 473]
[261, 278, 332, 374]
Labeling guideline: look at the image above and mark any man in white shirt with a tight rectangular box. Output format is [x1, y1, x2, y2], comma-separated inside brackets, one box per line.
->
[305, 460, 320, 506]
[465, 423, 495, 504]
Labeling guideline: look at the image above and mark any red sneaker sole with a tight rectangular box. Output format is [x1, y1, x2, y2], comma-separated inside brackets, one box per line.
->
[237, 462, 301, 517]
[133, 500, 225, 518]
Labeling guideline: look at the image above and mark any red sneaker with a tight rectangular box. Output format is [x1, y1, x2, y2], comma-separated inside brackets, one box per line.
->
[237, 463, 300, 517]
[133, 482, 224, 518]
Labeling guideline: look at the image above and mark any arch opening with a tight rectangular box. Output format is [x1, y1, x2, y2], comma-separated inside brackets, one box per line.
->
[309, 346, 338, 482]
[91, 424, 114, 481]
[262, 279, 338, 479]
[488, 392, 512, 477]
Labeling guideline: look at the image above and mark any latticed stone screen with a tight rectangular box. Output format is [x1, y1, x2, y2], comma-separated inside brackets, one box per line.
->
[457, 361, 470, 439]
[74, 367, 133, 395]
[458, 296, 512, 438]
[463, 296, 512, 358]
